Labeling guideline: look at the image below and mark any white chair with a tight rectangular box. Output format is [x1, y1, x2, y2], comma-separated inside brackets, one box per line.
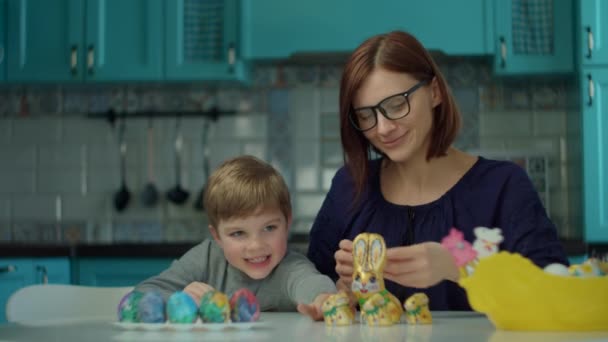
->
[5, 284, 133, 326]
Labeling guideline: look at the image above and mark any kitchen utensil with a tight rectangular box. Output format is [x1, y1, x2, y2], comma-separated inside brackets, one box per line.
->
[141, 119, 159, 207]
[193, 119, 211, 211]
[113, 118, 131, 212]
[166, 117, 190, 205]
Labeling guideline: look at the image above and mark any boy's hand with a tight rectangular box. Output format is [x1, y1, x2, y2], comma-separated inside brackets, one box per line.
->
[183, 282, 215, 305]
[296, 293, 332, 321]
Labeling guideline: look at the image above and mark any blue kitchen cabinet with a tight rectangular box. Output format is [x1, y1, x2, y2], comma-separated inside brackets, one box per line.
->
[0, 258, 70, 323]
[242, 0, 494, 60]
[7, 0, 82, 82]
[165, 0, 248, 82]
[0, 0, 6, 81]
[6, 0, 163, 82]
[579, 0, 608, 66]
[581, 69, 608, 242]
[493, 0, 574, 75]
[75, 258, 173, 287]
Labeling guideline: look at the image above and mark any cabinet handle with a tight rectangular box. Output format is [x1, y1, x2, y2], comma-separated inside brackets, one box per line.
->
[35, 265, 48, 284]
[587, 74, 594, 107]
[0, 265, 17, 273]
[87, 45, 95, 75]
[227, 42, 236, 74]
[586, 26, 594, 59]
[70, 45, 78, 76]
[499, 36, 507, 68]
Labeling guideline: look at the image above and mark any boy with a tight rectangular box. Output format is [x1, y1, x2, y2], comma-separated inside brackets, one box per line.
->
[135, 155, 336, 320]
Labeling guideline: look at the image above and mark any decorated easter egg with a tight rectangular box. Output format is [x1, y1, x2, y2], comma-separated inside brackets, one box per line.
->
[199, 290, 230, 323]
[117, 291, 144, 322]
[166, 291, 198, 323]
[138, 291, 166, 323]
[229, 288, 260, 322]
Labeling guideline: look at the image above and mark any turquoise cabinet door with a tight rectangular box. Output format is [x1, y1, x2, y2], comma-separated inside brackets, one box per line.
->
[7, 0, 84, 82]
[0, 0, 6, 81]
[165, 0, 247, 81]
[32, 257, 71, 285]
[85, 0, 163, 81]
[493, 0, 574, 74]
[76, 258, 173, 287]
[0, 259, 33, 323]
[242, 0, 493, 59]
[581, 69, 608, 242]
[580, 0, 608, 66]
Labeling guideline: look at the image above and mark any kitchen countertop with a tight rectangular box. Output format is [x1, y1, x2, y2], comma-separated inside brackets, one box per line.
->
[0, 239, 596, 258]
[1, 312, 607, 342]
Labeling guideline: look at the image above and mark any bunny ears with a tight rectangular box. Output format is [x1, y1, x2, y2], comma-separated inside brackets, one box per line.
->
[353, 233, 387, 272]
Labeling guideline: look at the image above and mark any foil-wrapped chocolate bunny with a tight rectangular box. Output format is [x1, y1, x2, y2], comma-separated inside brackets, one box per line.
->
[351, 233, 403, 326]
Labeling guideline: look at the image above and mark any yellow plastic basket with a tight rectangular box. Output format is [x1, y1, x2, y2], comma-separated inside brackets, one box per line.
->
[459, 252, 608, 331]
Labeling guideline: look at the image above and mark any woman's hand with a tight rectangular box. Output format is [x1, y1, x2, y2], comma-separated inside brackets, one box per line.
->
[383, 242, 459, 288]
[183, 282, 215, 305]
[334, 239, 354, 289]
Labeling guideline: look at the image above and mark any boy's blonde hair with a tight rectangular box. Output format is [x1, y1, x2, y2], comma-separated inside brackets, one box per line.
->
[203, 155, 292, 228]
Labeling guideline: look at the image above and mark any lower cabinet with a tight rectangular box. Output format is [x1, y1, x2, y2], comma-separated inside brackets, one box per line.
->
[0, 257, 70, 323]
[74, 258, 173, 287]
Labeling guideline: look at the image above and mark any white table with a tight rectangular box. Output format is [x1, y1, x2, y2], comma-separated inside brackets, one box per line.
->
[0, 312, 607, 342]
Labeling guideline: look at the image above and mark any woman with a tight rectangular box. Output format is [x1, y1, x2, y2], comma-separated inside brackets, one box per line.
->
[306, 31, 568, 310]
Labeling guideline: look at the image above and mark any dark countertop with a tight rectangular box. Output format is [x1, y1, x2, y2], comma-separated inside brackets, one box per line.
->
[0, 239, 598, 259]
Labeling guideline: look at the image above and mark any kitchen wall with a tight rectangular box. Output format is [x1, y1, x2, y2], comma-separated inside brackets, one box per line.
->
[0, 56, 582, 244]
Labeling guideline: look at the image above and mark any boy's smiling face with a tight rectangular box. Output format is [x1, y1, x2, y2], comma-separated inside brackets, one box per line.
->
[210, 206, 290, 280]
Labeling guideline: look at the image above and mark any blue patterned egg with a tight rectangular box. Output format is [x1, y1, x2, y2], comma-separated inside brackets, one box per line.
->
[138, 291, 166, 323]
[230, 288, 260, 322]
[166, 291, 198, 323]
[199, 290, 230, 323]
[117, 291, 144, 322]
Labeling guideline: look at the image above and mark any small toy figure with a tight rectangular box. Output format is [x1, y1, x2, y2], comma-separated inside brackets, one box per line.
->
[569, 258, 607, 277]
[322, 291, 355, 326]
[441, 228, 478, 277]
[404, 293, 432, 324]
[472, 227, 503, 259]
[351, 233, 403, 326]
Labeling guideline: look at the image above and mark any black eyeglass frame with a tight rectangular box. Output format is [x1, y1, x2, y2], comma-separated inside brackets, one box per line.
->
[349, 79, 431, 132]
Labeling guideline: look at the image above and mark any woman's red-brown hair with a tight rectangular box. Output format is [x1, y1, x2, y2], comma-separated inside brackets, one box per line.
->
[339, 30, 461, 202]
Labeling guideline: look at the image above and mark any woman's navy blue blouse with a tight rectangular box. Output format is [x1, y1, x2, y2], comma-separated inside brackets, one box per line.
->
[307, 157, 568, 310]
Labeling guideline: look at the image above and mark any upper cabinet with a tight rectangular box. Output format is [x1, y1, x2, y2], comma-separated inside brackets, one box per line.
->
[241, 0, 494, 60]
[580, 69, 608, 242]
[7, 0, 163, 82]
[493, 0, 574, 74]
[579, 0, 608, 66]
[165, 0, 247, 81]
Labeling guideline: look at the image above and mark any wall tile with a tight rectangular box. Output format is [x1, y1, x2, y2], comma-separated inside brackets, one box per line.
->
[37, 168, 82, 194]
[12, 195, 56, 220]
[533, 111, 566, 136]
[322, 167, 339, 191]
[38, 144, 81, 166]
[0, 146, 36, 168]
[0, 120, 11, 143]
[294, 193, 326, 218]
[480, 111, 533, 137]
[0, 197, 10, 220]
[11, 119, 61, 144]
[295, 141, 320, 191]
[242, 141, 267, 160]
[291, 87, 320, 140]
[0, 171, 35, 194]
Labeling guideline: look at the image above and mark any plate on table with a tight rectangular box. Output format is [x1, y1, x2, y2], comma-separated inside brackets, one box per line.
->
[113, 320, 267, 331]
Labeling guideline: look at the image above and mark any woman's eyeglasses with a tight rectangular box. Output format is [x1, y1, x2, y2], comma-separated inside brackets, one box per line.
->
[349, 79, 430, 132]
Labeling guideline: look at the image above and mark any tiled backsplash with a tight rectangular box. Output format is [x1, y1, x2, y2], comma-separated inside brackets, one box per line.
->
[0, 57, 582, 243]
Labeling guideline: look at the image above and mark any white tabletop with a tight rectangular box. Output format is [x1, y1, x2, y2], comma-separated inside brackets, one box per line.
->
[0, 312, 607, 342]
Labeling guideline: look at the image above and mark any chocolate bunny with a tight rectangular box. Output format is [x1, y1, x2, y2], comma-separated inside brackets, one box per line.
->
[351, 233, 403, 325]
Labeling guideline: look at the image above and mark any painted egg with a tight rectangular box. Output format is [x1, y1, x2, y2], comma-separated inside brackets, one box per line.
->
[229, 288, 260, 322]
[138, 291, 166, 323]
[166, 291, 198, 323]
[117, 291, 144, 322]
[199, 290, 230, 323]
